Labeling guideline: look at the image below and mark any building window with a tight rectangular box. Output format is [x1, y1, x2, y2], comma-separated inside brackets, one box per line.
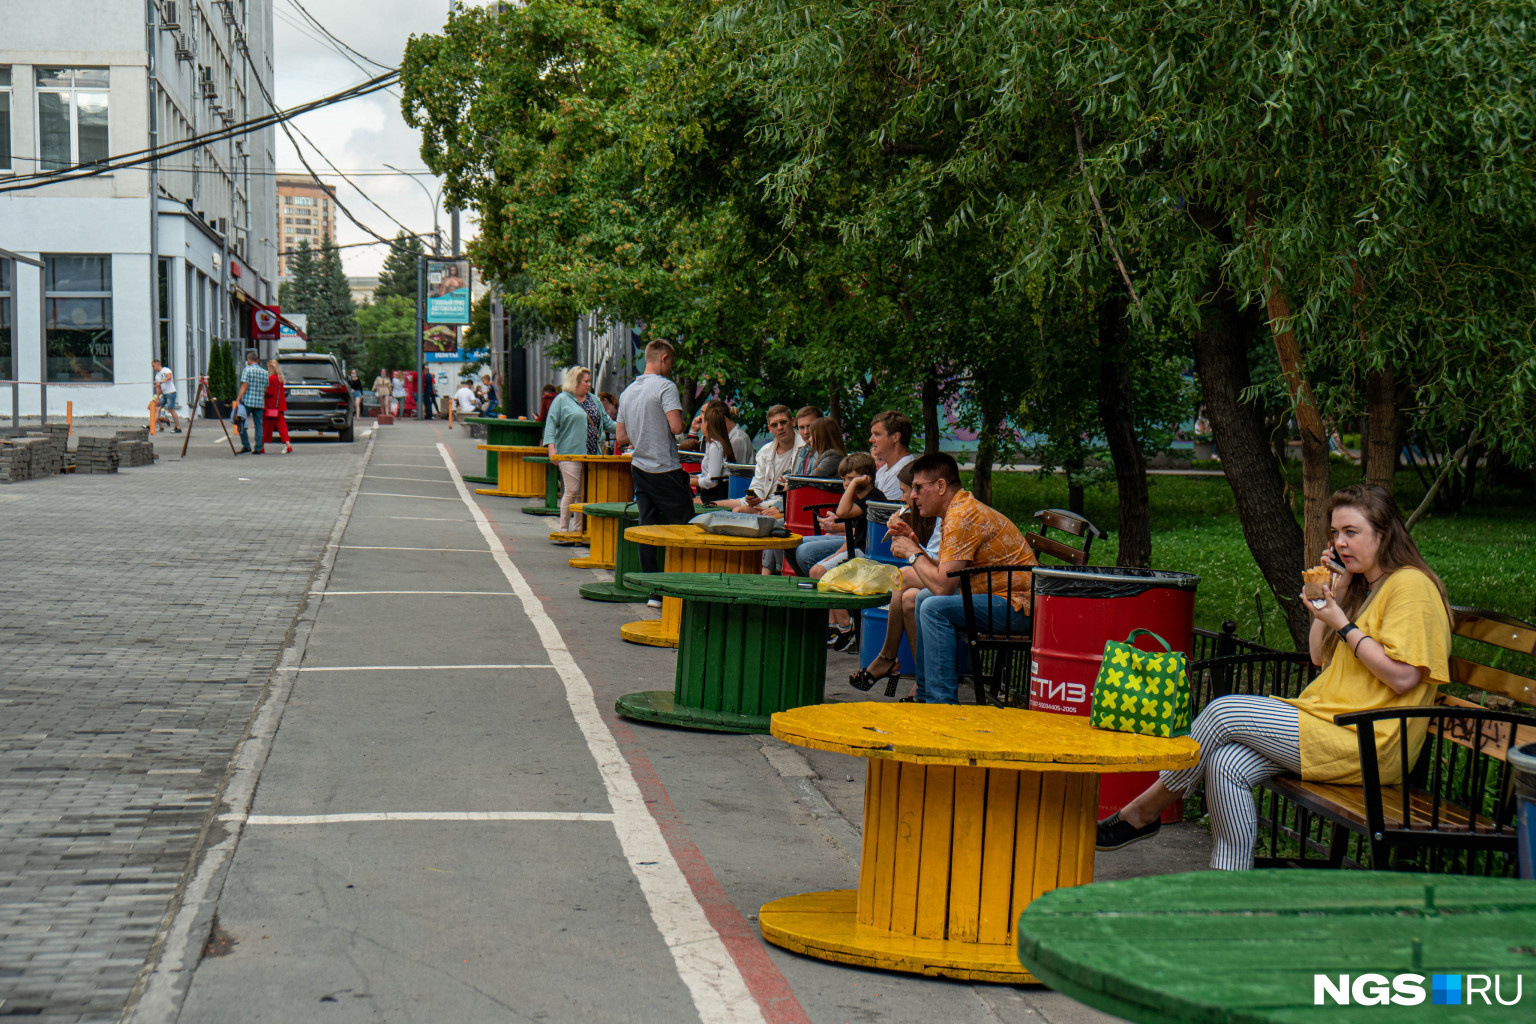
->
[158, 258, 172, 365]
[36, 68, 110, 172]
[1, 259, 12, 379]
[293, 195, 314, 206]
[45, 254, 113, 382]
[0, 67, 12, 173]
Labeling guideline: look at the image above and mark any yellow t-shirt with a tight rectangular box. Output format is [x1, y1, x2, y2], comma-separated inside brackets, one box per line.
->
[1276, 567, 1451, 785]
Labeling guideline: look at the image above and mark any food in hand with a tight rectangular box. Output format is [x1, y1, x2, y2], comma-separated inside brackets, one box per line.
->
[1302, 565, 1332, 607]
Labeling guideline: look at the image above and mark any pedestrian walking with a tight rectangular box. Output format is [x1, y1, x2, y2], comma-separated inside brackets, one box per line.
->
[391, 373, 407, 417]
[421, 371, 438, 419]
[347, 368, 365, 418]
[152, 359, 181, 432]
[481, 374, 500, 418]
[615, 339, 694, 606]
[233, 351, 268, 454]
[263, 359, 292, 454]
[372, 370, 391, 418]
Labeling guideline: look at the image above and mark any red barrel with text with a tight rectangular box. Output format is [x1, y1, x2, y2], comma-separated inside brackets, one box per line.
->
[1029, 566, 1200, 823]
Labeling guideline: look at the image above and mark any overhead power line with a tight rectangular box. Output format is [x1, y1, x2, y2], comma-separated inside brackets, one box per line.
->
[283, 0, 394, 73]
[0, 71, 399, 193]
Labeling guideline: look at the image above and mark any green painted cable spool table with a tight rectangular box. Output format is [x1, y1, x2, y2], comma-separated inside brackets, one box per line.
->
[1017, 870, 1536, 1022]
[521, 455, 561, 517]
[760, 704, 1199, 983]
[570, 502, 714, 573]
[461, 417, 543, 486]
[615, 573, 893, 733]
[619, 525, 802, 648]
[548, 453, 633, 545]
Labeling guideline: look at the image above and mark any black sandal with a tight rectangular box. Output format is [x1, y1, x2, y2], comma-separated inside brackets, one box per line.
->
[849, 658, 900, 695]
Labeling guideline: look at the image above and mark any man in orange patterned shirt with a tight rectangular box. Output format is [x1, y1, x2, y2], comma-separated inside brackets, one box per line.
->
[887, 451, 1035, 702]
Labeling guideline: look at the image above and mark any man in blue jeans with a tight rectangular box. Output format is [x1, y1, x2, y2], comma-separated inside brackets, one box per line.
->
[232, 351, 268, 454]
[886, 452, 1035, 702]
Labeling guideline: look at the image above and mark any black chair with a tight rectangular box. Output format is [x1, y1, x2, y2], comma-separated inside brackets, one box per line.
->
[1025, 509, 1105, 566]
[948, 564, 1035, 708]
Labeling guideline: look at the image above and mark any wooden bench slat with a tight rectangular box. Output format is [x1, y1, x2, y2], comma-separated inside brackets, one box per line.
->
[1449, 655, 1536, 707]
[1453, 607, 1536, 655]
[1265, 776, 1497, 834]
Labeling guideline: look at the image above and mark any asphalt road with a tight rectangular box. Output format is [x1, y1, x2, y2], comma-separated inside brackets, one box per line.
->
[2, 417, 1212, 1024]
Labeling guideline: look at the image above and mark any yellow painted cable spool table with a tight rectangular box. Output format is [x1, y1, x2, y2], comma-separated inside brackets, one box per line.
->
[618, 524, 801, 648]
[761, 703, 1200, 983]
[548, 453, 633, 545]
[474, 444, 546, 498]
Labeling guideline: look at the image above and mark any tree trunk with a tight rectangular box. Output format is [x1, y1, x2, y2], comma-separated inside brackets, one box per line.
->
[921, 372, 941, 453]
[1265, 279, 1331, 562]
[971, 394, 1002, 506]
[1191, 279, 1310, 649]
[1096, 294, 1151, 568]
[1363, 357, 1397, 491]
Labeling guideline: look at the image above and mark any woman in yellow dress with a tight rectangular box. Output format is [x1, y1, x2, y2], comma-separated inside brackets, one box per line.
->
[1096, 483, 1453, 869]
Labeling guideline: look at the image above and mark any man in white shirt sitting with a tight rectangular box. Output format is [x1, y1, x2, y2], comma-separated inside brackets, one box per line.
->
[454, 380, 480, 417]
[870, 410, 914, 499]
[714, 404, 802, 512]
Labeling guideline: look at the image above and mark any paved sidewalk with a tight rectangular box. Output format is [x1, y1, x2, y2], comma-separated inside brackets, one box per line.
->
[0, 425, 370, 1022]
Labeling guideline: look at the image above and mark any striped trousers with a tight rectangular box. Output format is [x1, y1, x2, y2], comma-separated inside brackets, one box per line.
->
[1160, 694, 1302, 871]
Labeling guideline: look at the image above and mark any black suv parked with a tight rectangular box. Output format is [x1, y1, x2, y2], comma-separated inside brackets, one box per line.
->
[276, 354, 355, 442]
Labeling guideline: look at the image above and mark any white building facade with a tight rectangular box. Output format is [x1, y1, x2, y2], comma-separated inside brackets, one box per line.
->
[1, 0, 277, 419]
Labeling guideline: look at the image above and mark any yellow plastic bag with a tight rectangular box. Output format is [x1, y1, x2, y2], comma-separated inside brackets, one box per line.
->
[817, 557, 902, 596]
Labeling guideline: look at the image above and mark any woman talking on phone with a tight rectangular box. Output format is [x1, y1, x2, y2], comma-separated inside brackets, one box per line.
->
[1096, 483, 1453, 870]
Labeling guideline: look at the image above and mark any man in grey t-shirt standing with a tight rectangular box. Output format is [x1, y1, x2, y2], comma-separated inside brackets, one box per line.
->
[616, 339, 696, 590]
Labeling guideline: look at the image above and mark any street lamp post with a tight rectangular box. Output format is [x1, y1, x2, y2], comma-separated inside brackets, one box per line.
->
[386, 164, 447, 420]
[385, 164, 444, 256]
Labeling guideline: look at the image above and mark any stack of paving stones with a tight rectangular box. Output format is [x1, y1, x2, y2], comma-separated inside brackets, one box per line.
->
[74, 435, 121, 474]
[114, 427, 157, 468]
[0, 439, 31, 482]
[0, 435, 64, 481]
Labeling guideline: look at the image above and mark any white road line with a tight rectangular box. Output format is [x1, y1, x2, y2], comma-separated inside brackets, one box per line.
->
[357, 491, 462, 501]
[337, 545, 486, 552]
[309, 590, 514, 597]
[372, 463, 445, 468]
[436, 441, 767, 1024]
[373, 444, 444, 448]
[362, 475, 455, 484]
[296, 664, 551, 672]
[367, 515, 473, 523]
[243, 811, 613, 825]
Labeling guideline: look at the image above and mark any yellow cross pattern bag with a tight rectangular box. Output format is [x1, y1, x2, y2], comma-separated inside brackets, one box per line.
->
[1089, 629, 1192, 738]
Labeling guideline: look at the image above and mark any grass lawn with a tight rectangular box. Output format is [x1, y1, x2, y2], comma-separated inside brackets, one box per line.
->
[979, 464, 1536, 666]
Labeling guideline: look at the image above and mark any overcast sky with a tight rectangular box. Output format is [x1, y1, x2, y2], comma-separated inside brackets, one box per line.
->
[272, 0, 480, 278]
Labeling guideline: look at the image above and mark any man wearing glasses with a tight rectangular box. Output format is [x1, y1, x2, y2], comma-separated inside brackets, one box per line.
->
[886, 452, 1035, 702]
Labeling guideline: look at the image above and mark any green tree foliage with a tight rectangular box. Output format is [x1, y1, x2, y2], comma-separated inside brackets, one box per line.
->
[308, 235, 360, 367]
[462, 291, 491, 354]
[402, 0, 1536, 623]
[376, 232, 425, 304]
[356, 296, 418, 379]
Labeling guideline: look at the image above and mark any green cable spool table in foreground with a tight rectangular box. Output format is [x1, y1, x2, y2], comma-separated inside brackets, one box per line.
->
[461, 417, 543, 485]
[616, 573, 892, 733]
[1017, 870, 1536, 1022]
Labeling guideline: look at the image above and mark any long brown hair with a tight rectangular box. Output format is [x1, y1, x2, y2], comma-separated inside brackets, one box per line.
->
[700, 400, 733, 453]
[896, 460, 937, 548]
[809, 415, 845, 456]
[1321, 483, 1452, 662]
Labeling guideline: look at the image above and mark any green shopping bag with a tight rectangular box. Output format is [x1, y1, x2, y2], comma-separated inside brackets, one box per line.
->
[1089, 628, 1192, 738]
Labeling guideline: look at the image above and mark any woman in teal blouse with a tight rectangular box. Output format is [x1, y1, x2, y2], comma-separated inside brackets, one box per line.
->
[543, 365, 616, 534]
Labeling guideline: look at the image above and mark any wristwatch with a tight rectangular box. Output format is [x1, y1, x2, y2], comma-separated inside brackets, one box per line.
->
[907, 552, 923, 566]
[1337, 622, 1359, 641]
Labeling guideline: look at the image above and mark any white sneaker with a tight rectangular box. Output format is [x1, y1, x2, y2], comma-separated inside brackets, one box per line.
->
[646, 597, 663, 609]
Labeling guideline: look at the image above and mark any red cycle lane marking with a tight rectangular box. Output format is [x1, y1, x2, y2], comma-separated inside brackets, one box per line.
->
[438, 438, 812, 1024]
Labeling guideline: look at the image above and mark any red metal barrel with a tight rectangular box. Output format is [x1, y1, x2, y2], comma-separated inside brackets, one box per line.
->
[1028, 566, 1200, 822]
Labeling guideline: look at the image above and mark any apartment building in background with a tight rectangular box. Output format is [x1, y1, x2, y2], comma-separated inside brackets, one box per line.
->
[275, 175, 335, 277]
[0, 0, 277, 417]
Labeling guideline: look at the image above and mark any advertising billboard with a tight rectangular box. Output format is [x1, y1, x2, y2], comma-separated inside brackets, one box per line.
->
[423, 258, 471, 325]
